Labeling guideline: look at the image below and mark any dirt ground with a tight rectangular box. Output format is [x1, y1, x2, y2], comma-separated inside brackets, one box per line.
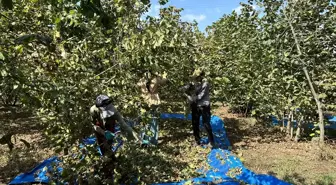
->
[0, 106, 54, 184]
[214, 106, 336, 185]
[1, 105, 336, 185]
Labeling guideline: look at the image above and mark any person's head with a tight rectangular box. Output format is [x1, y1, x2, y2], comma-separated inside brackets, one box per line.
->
[144, 70, 155, 79]
[95, 94, 111, 107]
[191, 69, 205, 82]
[95, 95, 114, 118]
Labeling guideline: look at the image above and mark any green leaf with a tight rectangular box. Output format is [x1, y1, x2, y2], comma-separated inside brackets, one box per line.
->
[15, 45, 23, 53]
[318, 93, 327, 99]
[159, 0, 168, 5]
[55, 17, 61, 24]
[1, 70, 7, 76]
[69, 10, 76, 15]
[0, 52, 5, 60]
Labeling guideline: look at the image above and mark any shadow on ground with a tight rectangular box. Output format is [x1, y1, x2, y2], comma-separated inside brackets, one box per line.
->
[280, 172, 335, 185]
[223, 117, 287, 148]
[0, 105, 52, 183]
[0, 106, 41, 134]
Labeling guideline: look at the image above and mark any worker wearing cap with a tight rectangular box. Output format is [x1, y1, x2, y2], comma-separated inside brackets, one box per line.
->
[137, 71, 168, 146]
[180, 69, 215, 147]
[90, 95, 140, 155]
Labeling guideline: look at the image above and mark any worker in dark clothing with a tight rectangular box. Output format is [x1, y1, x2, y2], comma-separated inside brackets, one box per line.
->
[90, 95, 140, 155]
[90, 95, 141, 182]
[180, 69, 215, 147]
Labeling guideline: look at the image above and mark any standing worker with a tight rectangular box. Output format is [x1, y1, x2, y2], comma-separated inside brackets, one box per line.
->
[137, 71, 167, 146]
[180, 69, 215, 147]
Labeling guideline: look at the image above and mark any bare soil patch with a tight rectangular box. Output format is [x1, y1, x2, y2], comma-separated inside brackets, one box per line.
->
[0, 106, 53, 184]
[214, 106, 336, 185]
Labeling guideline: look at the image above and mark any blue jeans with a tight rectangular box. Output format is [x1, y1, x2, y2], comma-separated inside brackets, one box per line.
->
[140, 105, 159, 145]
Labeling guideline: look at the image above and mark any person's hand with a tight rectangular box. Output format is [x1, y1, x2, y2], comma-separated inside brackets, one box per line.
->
[187, 95, 197, 102]
[162, 71, 167, 79]
[105, 130, 115, 141]
[187, 95, 193, 102]
[141, 139, 150, 148]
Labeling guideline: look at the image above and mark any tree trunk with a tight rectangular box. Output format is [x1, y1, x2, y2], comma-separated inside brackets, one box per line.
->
[287, 111, 292, 136]
[282, 111, 285, 128]
[303, 68, 325, 143]
[281, 111, 286, 132]
[244, 102, 249, 117]
[286, 11, 325, 143]
[290, 112, 294, 139]
[295, 116, 304, 142]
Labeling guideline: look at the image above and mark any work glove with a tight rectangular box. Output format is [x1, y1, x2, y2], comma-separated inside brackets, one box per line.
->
[104, 130, 115, 141]
[141, 139, 150, 148]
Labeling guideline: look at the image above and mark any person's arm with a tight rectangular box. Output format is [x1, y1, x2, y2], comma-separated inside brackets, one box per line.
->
[93, 125, 105, 135]
[185, 93, 194, 104]
[179, 83, 191, 92]
[156, 75, 168, 86]
[159, 72, 168, 84]
[180, 83, 195, 103]
[196, 81, 209, 101]
[137, 78, 145, 88]
[90, 105, 105, 135]
[114, 111, 140, 142]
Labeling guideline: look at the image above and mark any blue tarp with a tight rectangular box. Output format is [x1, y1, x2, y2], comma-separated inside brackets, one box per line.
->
[8, 157, 61, 185]
[154, 149, 290, 185]
[329, 116, 336, 123]
[9, 113, 290, 185]
[271, 115, 336, 129]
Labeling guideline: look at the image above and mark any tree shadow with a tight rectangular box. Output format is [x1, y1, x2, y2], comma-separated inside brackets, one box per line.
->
[281, 172, 334, 185]
[283, 172, 307, 185]
[0, 105, 51, 183]
[0, 105, 42, 134]
[1, 116, 210, 184]
[97, 117, 212, 184]
[223, 117, 287, 148]
[158, 119, 194, 147]
[0, 104, 49, 148]
[0, 147, 43, 183]
[117, 143, 198, 184]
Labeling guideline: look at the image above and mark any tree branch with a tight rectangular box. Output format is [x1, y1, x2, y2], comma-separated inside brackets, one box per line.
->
[284, 1, 325, 143]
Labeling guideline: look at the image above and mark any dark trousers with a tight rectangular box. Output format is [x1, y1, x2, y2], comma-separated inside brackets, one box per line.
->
[94, 119, 116, 181]
[191, 104, 215, 145]
[95, 117, 116, 155]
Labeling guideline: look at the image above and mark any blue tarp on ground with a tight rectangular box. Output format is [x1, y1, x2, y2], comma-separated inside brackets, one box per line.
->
[154, 149, 290, 185]
[9, 113, 290, 185]
[8, 156, 61, 185]
[271, 115, 336, 129]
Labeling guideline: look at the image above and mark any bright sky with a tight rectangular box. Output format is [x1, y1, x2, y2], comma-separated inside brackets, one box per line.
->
[146, 0, 249, 32]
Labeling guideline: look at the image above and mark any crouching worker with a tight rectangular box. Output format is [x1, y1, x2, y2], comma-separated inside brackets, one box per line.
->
[89, 95, 142, 183]
[90, 95, 141, 156]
